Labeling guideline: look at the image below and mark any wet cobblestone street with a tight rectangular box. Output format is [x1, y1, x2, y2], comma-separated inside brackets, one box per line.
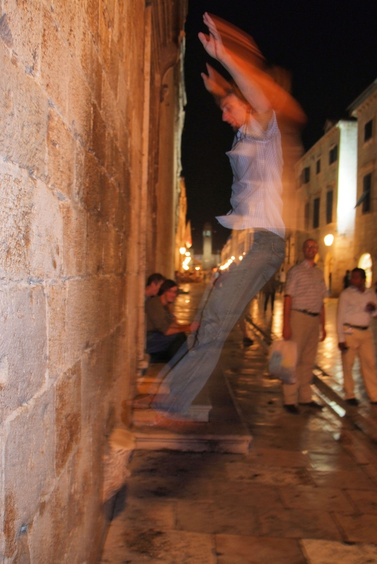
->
[100, 283, 377, 563]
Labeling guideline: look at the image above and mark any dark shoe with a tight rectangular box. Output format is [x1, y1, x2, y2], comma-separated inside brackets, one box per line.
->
[284, 404, 299, 414]
[243, 337, 254, 347]
[346, 398, 359, 406]
[299, 400, 323, 410]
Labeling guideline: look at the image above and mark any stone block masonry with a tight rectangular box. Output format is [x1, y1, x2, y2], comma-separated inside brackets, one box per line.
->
[0, 0, 187, 561]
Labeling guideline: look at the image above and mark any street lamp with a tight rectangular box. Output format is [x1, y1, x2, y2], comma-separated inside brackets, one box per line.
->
[324, 234, 334, 246]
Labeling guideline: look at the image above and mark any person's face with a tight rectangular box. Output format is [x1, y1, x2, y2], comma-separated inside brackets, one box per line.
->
[150, 280, 163, 296]
[303, 240, 318, 261]
[164, 286, 179, 304]
[220, 94, 249, 129]
[350, 271, 365, 290]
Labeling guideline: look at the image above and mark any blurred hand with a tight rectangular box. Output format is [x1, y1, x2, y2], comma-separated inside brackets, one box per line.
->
[190, 321, 200, 332]
[282, 325, 291, 340]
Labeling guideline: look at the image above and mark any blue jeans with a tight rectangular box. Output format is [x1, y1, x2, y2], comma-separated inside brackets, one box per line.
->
[146, 331, 187, 361]
[152, 230, 285, 415]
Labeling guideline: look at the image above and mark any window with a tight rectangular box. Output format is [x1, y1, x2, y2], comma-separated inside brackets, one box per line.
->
[355, 173, 372, 213]
[313, 198, 320, 228]
[304, 202, 310, 230]
[302, 166, 310, 183]
[316, 159, 321, 174]
[364, 119, 373, 142]
[362, 173, 371, 213]
[329, 145, 338, 164]
[326, 190, 333, 223]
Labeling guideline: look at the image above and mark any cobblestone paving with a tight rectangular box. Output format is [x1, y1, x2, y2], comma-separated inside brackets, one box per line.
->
[100, 284, 377, 563]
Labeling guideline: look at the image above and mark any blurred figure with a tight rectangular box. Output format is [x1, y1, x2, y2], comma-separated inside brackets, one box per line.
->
[262, 274, 278, 312]
[145, 280, 200, 363]
[337, 267, 377, 406]
[343, 269, 351, 289]
[278, 267, 286, 294]
[143, 13, 304, 427]
[145, 273, 165, 299]
[238, 303, 254, 347]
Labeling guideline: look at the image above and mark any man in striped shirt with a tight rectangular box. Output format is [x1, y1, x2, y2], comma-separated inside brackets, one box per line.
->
[282, 239, 328, 414]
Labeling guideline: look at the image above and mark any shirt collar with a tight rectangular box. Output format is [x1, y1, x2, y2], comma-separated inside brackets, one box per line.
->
[302, 260, 316, 268]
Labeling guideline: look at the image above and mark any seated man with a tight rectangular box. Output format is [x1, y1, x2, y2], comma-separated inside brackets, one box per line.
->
[145, 279, 199, 362]
[145, 273, 165, 299]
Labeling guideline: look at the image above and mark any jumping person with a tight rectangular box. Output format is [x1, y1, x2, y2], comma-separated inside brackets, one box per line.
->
[145, 13, 305, 426]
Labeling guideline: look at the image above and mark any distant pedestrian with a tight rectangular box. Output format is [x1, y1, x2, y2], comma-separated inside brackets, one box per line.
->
[343, 270, 351, 289]
[262, 274, 278, 312]
[278, 267, 286, 294]
[337, 267, 377, 406]
[282, 239, 327, 414]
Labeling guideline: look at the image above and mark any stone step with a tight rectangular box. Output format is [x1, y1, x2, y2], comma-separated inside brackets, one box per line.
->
[187, 402, 212, 422]
[136, 378, 170, 395]
[132, 426, 252, 454]
[130, 369, 252, 454]
[136, 363, 169, 395]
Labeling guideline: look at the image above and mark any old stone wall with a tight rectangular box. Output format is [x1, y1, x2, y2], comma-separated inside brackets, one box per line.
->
[0, 0, 187, 561]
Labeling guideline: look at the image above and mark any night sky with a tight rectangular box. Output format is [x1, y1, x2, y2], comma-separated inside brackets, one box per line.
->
[181, 0, 377, 253]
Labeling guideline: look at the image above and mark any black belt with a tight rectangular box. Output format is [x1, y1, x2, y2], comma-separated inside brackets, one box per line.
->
[344, 323, 368, 331]
[293, 309, 319, 317]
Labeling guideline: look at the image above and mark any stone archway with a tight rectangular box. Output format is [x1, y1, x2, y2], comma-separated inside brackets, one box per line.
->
[358, 253, 373, 288]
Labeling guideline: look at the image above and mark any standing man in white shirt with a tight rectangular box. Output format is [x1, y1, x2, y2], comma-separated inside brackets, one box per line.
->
[337, 267, 377, 405]
[282, 239, 328, 413]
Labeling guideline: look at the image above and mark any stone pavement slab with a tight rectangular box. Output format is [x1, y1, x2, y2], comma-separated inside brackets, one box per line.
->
[302, 539, 377, 564]
[131, 368, 252, 454]
[333, 513, 377, 544]
[346, 488, 377, 514]
[258, 507, 342, 541]
[215, 534, 306, 564]
[279, 485, 354, 512]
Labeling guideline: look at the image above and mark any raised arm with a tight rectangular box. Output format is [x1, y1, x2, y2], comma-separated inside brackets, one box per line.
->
[198, 12, 306, 126]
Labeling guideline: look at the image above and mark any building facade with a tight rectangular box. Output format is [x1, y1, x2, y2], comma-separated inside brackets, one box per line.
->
[295, 119, 357, 295]
[349, 80, 377, 288]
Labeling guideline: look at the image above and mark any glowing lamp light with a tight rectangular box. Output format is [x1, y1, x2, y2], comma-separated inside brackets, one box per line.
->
[179, 247, 186, 255]
[324, 234, 334, 247]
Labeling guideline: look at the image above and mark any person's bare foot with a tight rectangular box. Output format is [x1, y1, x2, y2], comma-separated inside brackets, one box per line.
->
[134, 410, 205, 430]
[129, 394, 154, 409]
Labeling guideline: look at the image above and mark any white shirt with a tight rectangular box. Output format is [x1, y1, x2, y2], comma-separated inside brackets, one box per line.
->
[337, 285, 377, 341]
[285, 260, 328, 313]
[216, 112, 285, 238]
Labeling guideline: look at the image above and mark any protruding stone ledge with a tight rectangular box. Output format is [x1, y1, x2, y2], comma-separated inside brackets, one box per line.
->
[102, 428, 136, 502]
